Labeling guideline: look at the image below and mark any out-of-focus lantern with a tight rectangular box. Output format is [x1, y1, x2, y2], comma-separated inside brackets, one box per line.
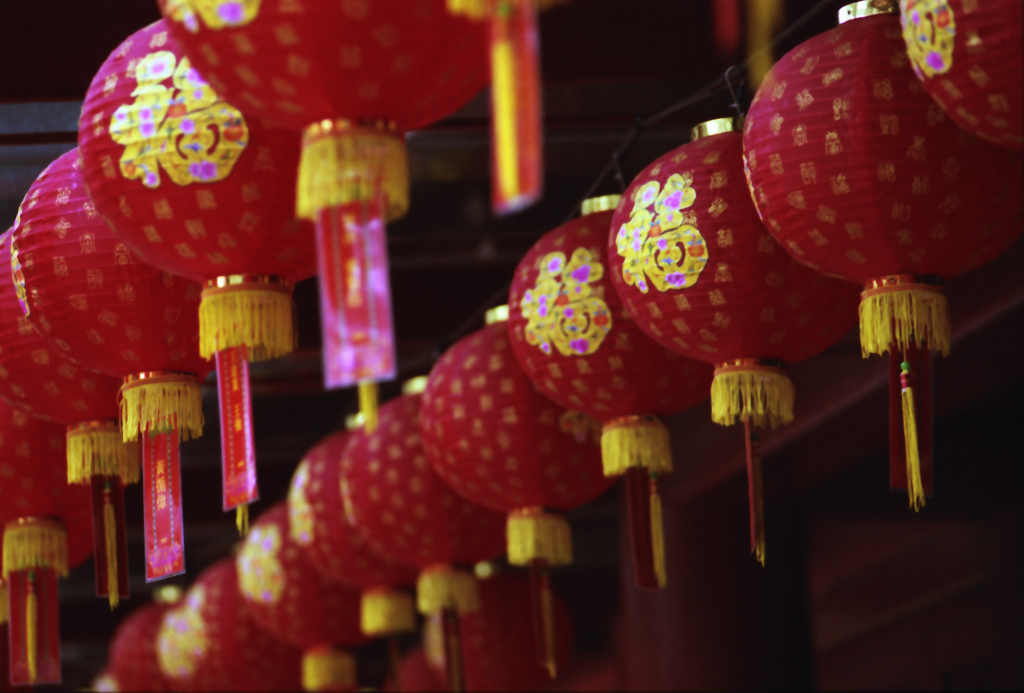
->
[0, 403, 93, 687]
[606, 122, 861, 563]
[341, 380, 506, 691]
[0, 229, 136, 608]
[505, 197, 717, 586]
[78, 20, 317, 532]
[901, 0, 1022, 150]
[108, 586, 182, 692]
[12, 148, 212, 582]
[158, 0, 490, 419]
[742, 4, 1023, 510]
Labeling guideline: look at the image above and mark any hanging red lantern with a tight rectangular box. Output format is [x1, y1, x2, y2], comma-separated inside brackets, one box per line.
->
[108, 588, 182, 692]
[12, 148, 212, 583]
[0, 402, 93, 687]
[287, 427, 419, 643]
[900, 0, 1022, 150]
[0, 229, 135, 609]
[78, 20, 317, 533]
[504, 199, 717, 587]
[742, 4, 1023, 510]
[157, 558, 302, 692]
[158, 0, 490, 418]
[385, 648, 446, 693]
[606, 121, 861, 563]
[341, 380, 506, 691]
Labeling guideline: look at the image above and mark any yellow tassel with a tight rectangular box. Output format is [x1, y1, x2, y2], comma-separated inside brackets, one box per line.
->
[359, 382, 379, 434]
[711, 363, 794, 428]
[600, 415, 672, 477]
[745, 0, 785, 87]
[104, 489, 119, 610]
[66, 422, 139, 485]
[26, 577, 37, 684]
[860, 282, 951, 357]
[302, 645, 357, 692]
[649, 478, 667, 588]
[236, 505, 250, 536]
[900, 362, 927, 512]
[296, 120, 408, 223]
[2, 518, 68, 579]
[491, 35, 520, 204]
[119, 374, 203, 442]
[199, 283, 294, 361]
[506, 508, 572, 567]
[360, 588, 416, 637]
[417, 566, 479, 616]
[0, 579, 8, 625]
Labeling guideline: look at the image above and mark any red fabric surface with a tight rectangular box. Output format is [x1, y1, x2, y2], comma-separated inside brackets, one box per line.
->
[12, 149, 212, 382]
[0, 229, 122, 424]
[288, 431, 418, 589]
[0, 401, 93, 570]
[901, 0, 1022, 150]
[109, 602, 173, 692]
[237, 503, 367, 650]
[158, 0, 489, 132]
[78, 20, 316, 285]
[385, 648, 445, 692]
[158, 559, 302, 692]
[743, 13, 1023, 284]
[508, 210, 715, 417]
[421, 322, 614, 514]
[341, 393, 506, 569]
[607, 132, 861, 366]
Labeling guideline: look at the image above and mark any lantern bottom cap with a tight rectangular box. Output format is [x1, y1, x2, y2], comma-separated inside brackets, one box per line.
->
[710, 364, 794, 429]
[859, 282, 951, 357]
[360, 588, 416, 636]
[2, 518, 68, 579]
[507, 509, 573, 567]
[601, 415, 672, 477]
[119, 374, 204, 442]
[416, 566, 479, 616]
[66, 422, 139, 484]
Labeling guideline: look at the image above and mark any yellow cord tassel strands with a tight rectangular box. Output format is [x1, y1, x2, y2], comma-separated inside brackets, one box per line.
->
[0, 578, 8, 625]
[900, 361, 926, 512]
[102, 483, 120, 610]
[600, 415, 673, 477]
[506, 508, 572, 567]
[711, 360, 795, 429]
[860, 276, 951, 358]
[119, 372, 204, 442]
[359, 382, 379, 434]
[199, 276, 295, 361]
[360, 588, 416, 637]
[66, 421, 139, 485]
[302, 645, 357, 692]
[2, 519, 68, 579]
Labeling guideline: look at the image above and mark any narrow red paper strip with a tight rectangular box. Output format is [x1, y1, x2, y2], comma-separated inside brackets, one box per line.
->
[889, 345, 934, 496]
[91, 475, 129, 601]
[142, 430, 185, 582]
[6, 568, 61, 685]
[216, 345, 259, 511]
[625, 467, 658, 590]
[315, 198, 397, 390]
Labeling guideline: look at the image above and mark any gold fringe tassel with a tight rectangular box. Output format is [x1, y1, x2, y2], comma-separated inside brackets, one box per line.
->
[2, 518, 68, 579]
[104, 488, 119, 610]
[297, 121, 409, 223]
[359, 382, 379, 434]
[0, 579, 8, 625]
[26, 578, 37, 683]
[506, 508, 573, 567]
[860, 284, 951, 357]
[600, 415, 672, 477]
[302, 645, 357, 692]
[417, 566, 479, 616]
[446, 0, 568, 19]
[360, 588, 416, 637]
[711, 364, 794, 428]
[491, 26, 520, 204]
[900, 361, 926, 512]
[66, 422, 139, 485]
[236, 505, 250, 536]
[119, 375, 203, 442]
[649, 476, 667, 588]
[199, 284, 294, 361]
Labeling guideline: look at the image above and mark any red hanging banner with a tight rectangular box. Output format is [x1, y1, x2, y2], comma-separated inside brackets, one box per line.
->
[216, 345, 259, 512]
[91, 475, 130, 605]
[6, 568, 61, 686]
[142, 430, 185, 581]
[315, 198, 397, 390]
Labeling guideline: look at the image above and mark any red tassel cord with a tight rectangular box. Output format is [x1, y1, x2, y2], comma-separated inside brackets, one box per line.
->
[142, 429, 186, 581]
[625, 466, 659, 590]
[91, 475, 129, 608]
[744, 418, 766, 566]
[441, 607, 466, 693]
[528, 559, 557, 678]
[216, 345, 259, 535]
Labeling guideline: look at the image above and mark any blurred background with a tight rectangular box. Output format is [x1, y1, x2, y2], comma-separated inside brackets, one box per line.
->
[1, 0, 1021, 689]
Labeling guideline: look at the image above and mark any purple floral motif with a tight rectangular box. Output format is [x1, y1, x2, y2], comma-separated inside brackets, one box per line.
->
[569, 338, 590, 354]
[541, 343, 551, 354]
[538, 295, 549, 318]
[140, 107, 153, 122]
[642, 187, 657, 205]
[189, 160, 218, 181]
[140, 122, 156, 138]
[657, 238, 668, 251]
[665, 272, 687, 288]
[925, 51, 946, 71]
[571, 264, 590, 283]
[218, 2, 245, 24]
[180, 119, 196, 134]
[564, 307, 575, 318]
[663, 190, 683, 210]
[145, 171, 159, 187]
[631, 229, 643, 253]
[547, 256, 564, 274]
[638, 279, 648, 292]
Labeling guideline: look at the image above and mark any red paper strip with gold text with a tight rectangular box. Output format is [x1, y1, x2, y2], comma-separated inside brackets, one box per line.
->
[6, 568, 61, 685]
[91, 475, 129, 602]
[316, 198, 397, 389]
[216, 345, 259, 511]
[142, 430, 186, 581]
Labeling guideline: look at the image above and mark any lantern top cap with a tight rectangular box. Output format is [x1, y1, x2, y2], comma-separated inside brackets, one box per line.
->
[691, 117, 738, 142]
[402, 376, 429, 396]
[154, 584, 183, 604]
[345, 412, 365, 430]
[581, 195, 622, 216]
[838, 0, 898, 24]
[485, 305, 509, 325]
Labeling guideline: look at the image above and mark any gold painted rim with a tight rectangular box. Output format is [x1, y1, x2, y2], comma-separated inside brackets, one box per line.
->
[402, 376, 429, 396]
[485, 305, 509, 325]
[581, 195, 622, 216]
[838, 0, 898, 24]
[690, 117, 737, 142]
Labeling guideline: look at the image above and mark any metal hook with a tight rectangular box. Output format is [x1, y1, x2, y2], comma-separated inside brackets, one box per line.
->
[723, 65, 746, 120]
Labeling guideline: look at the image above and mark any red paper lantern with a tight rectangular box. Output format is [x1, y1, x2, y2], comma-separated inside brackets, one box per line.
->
[607, 123, 861, 563]
[0, 402, 93, 687]
[158, 0, 489, 409]
[0, 228, 135, 609]
[384, 648, 445, 693]
[504, 200, 717, 587]
[237, 503, 366, 658]
[13, 148, 212, 582]
[287, 428, 419, 640]
[157, 559, 302, 692]
[108, 592, 182, 692]
[901, 0, 1022, 150]
[78, 20, 317, 529]
[742, 5, 1023, 509]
